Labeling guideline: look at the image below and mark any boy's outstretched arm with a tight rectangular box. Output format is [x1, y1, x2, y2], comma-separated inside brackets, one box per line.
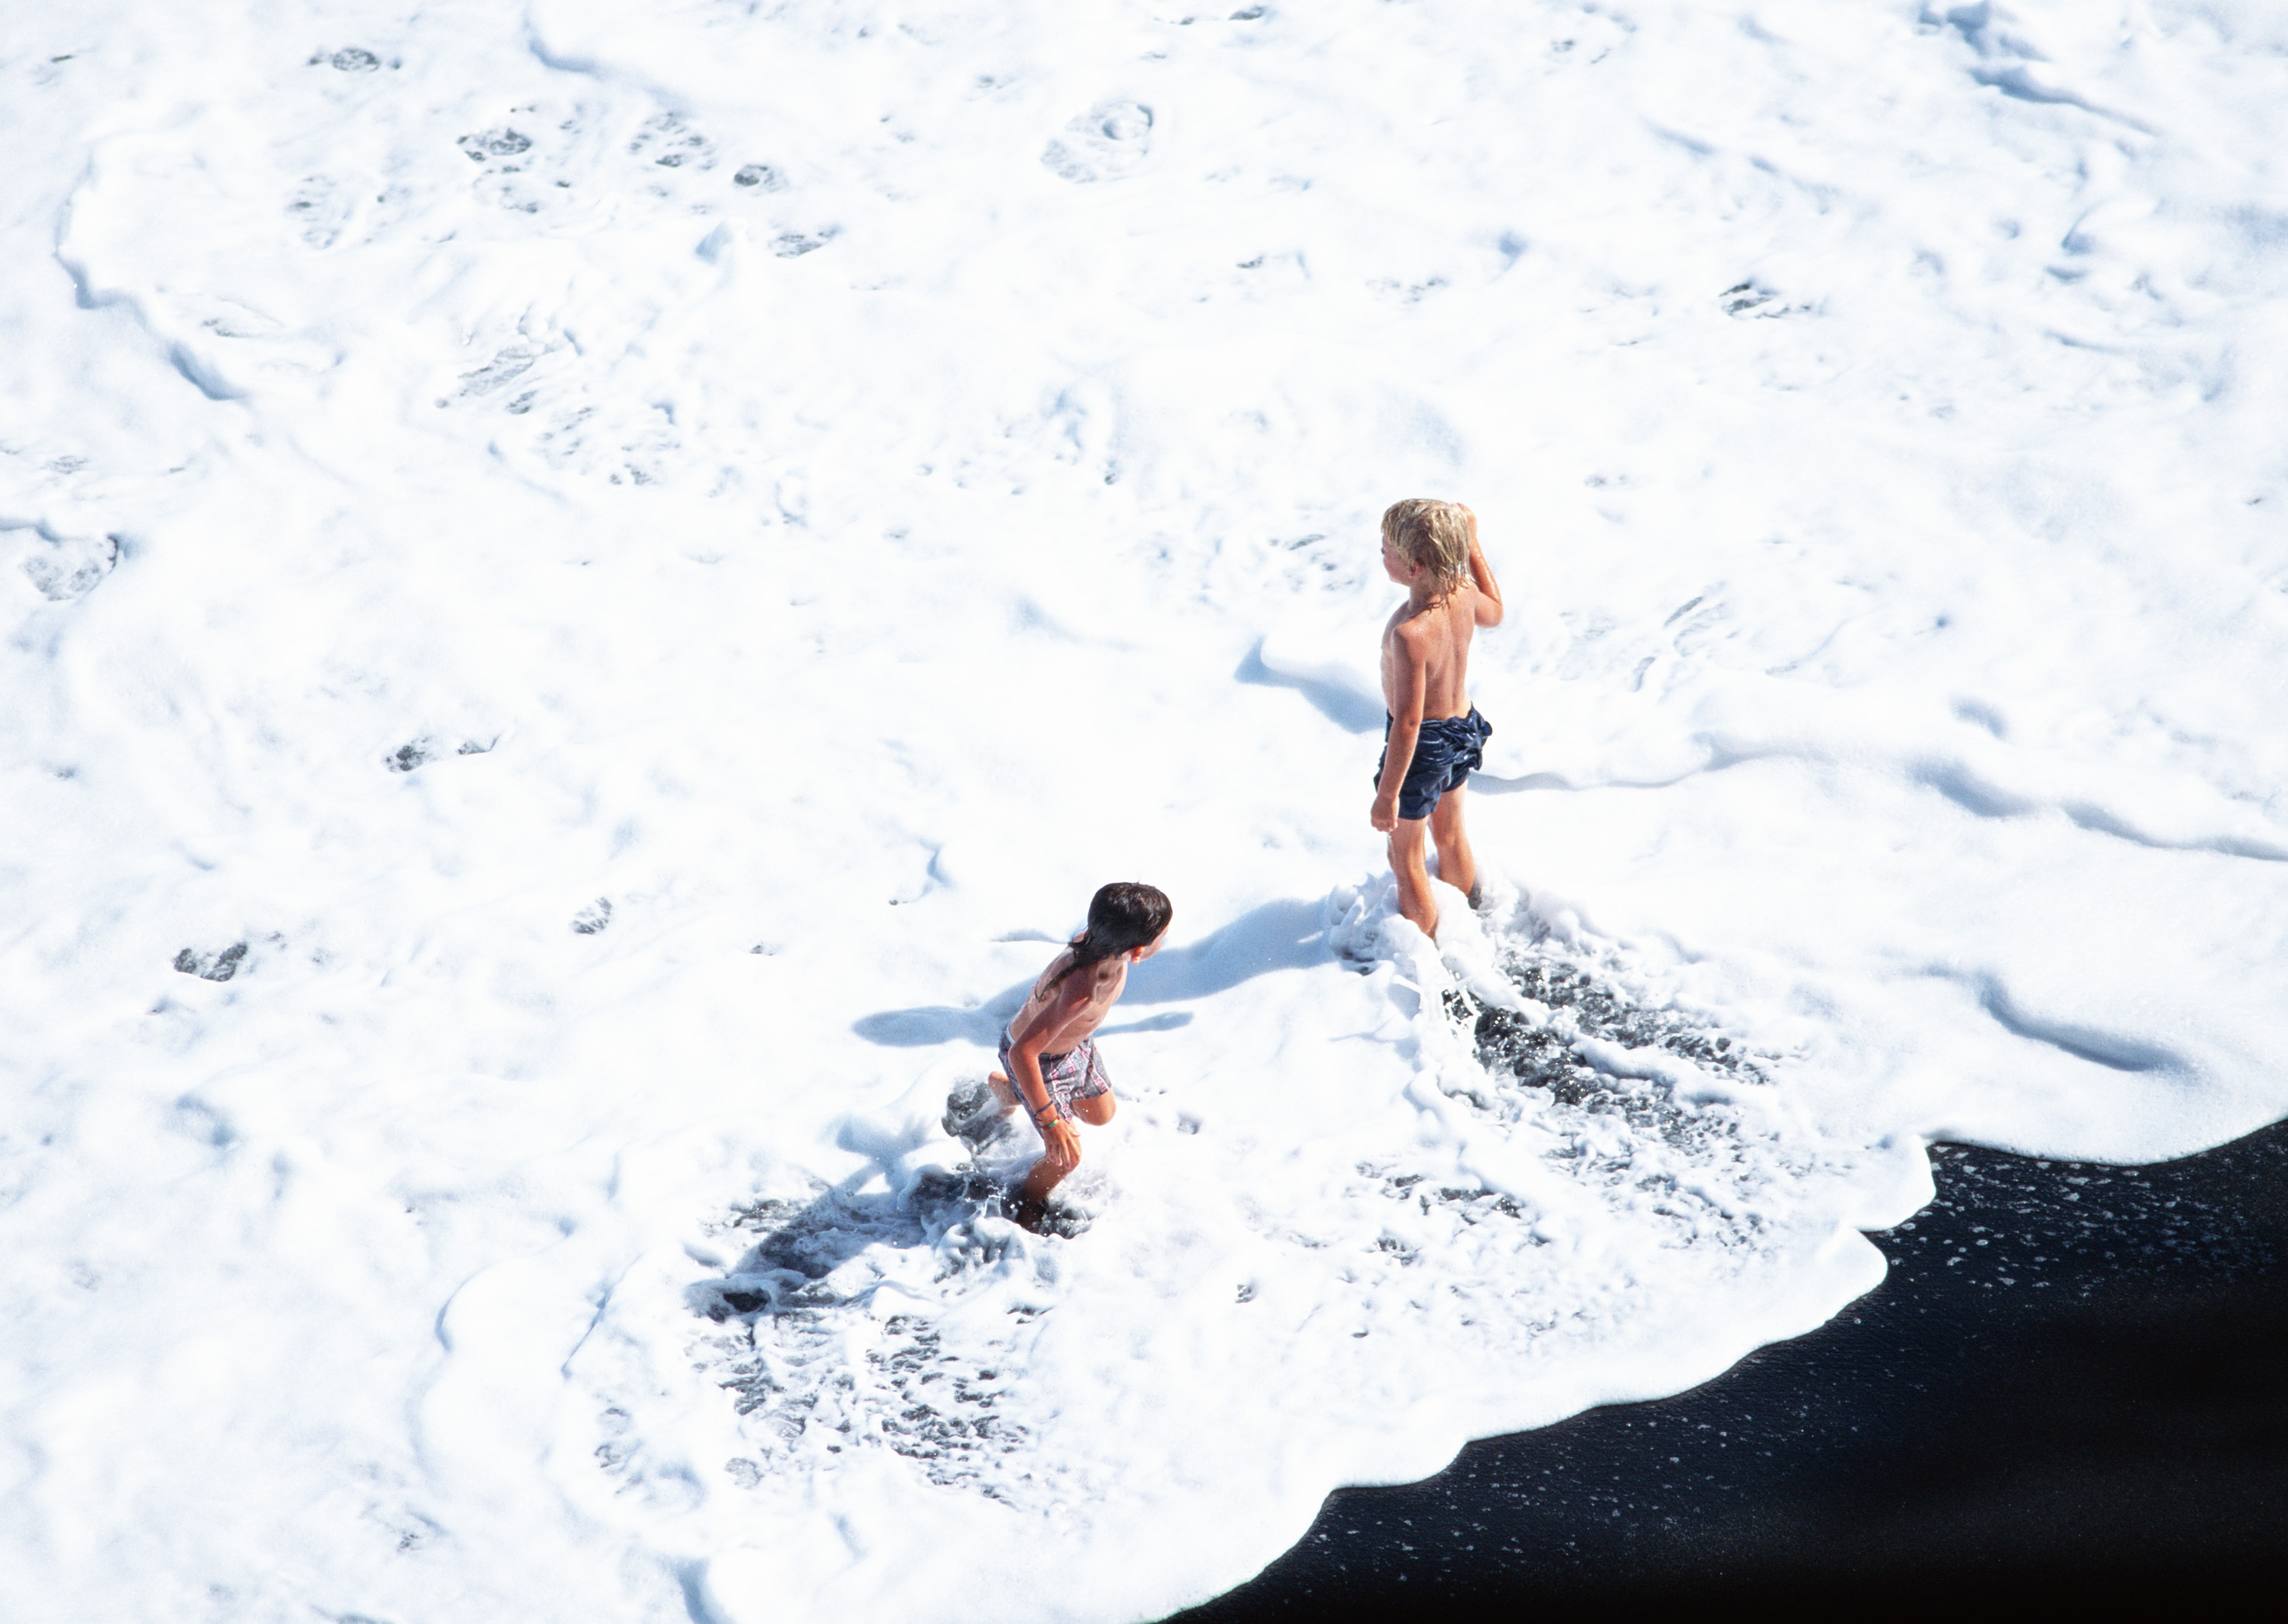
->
[1461, 506, 1503, 627]
[1005, 983, 1091, 1175]
[1371, 627, 1429, 833]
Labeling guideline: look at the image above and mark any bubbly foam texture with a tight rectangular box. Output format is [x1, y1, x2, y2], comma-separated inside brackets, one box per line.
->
[594, 876, 1904, 1621]
[3, 2, 2286, 1620]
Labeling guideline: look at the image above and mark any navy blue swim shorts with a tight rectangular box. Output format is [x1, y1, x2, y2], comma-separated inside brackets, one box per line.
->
[1374, 707, 1492, 821]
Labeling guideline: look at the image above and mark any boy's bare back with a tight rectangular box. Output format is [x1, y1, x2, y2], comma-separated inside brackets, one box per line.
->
[1380, 572, 1487, 722]
[1377, 505, 1501, 722]
[1007, 948, 1130, 1056]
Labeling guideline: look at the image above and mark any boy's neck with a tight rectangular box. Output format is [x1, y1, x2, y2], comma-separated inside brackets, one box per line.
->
[1405, 577, 1455, 611]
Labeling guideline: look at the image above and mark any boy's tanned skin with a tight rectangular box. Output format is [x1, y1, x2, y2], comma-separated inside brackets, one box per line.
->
[1373, 504, 1504, 939]
[989, 928, 1166, 1225]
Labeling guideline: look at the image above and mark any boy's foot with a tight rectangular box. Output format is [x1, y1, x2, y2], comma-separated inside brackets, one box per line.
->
[1468, 882, 1485, 910]
[1008, 1190, 1050, 1234]
[942, 1077, 1015, 1149]
[1007, 1190, 1090, 1238]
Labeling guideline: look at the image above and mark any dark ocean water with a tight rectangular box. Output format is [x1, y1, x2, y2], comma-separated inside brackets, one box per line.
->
[1173, 1118, 2288, 1616]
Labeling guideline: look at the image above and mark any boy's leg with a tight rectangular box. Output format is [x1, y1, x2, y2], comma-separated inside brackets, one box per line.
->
[1068, 1042, 1114, 1127]
[1016, 1154, 1066, 1207]
[1012, 1125, 1081, 1230]
[1388, 816, 1440, 938]
[1428, 783, 1480, 908]
[1072, 1092, 1115, 1126]
[1011, 1068, 1081, 1227]
[1014, 1090, 1116, 1230]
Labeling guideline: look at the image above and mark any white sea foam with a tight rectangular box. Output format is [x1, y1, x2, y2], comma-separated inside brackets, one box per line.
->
[4, 2, 2286, 1619]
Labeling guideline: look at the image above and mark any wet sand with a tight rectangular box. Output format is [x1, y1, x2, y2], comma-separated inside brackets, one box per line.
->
[1177, 1119, 2288, 1615]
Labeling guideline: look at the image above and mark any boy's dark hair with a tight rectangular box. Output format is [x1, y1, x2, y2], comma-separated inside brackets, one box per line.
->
[1046, 882, 1173, 990]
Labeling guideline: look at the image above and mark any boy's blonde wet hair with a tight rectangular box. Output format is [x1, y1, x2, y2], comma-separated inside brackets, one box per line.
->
[1381, 498, 1470, 586]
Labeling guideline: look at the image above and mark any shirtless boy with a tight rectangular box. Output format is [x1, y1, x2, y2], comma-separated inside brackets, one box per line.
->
[1371, 499, 1504, 940]
[984, 882, 1173, 1231]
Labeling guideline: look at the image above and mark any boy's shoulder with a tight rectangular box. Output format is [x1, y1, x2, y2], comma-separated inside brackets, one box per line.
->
[1387, 582, 1473, 637]
[1386, 605, 1432, 644]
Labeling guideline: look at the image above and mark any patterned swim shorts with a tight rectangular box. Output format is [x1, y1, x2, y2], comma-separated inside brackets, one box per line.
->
[998, 1028, 1112, 1124]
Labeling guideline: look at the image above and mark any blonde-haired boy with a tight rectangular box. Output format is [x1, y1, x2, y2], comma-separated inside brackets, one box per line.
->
[1372, 499, 1504, 939]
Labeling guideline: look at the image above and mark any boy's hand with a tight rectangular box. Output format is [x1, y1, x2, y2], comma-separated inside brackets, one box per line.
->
[1370, 792, 1399, 833]
[1037, 1114, 1082, 1177]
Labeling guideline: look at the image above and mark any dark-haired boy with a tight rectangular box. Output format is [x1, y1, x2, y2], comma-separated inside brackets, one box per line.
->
[960, 883, 1172, 1230]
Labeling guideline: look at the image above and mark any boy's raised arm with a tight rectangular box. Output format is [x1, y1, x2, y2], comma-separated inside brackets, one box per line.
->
[1461, 506, 1503, 627]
